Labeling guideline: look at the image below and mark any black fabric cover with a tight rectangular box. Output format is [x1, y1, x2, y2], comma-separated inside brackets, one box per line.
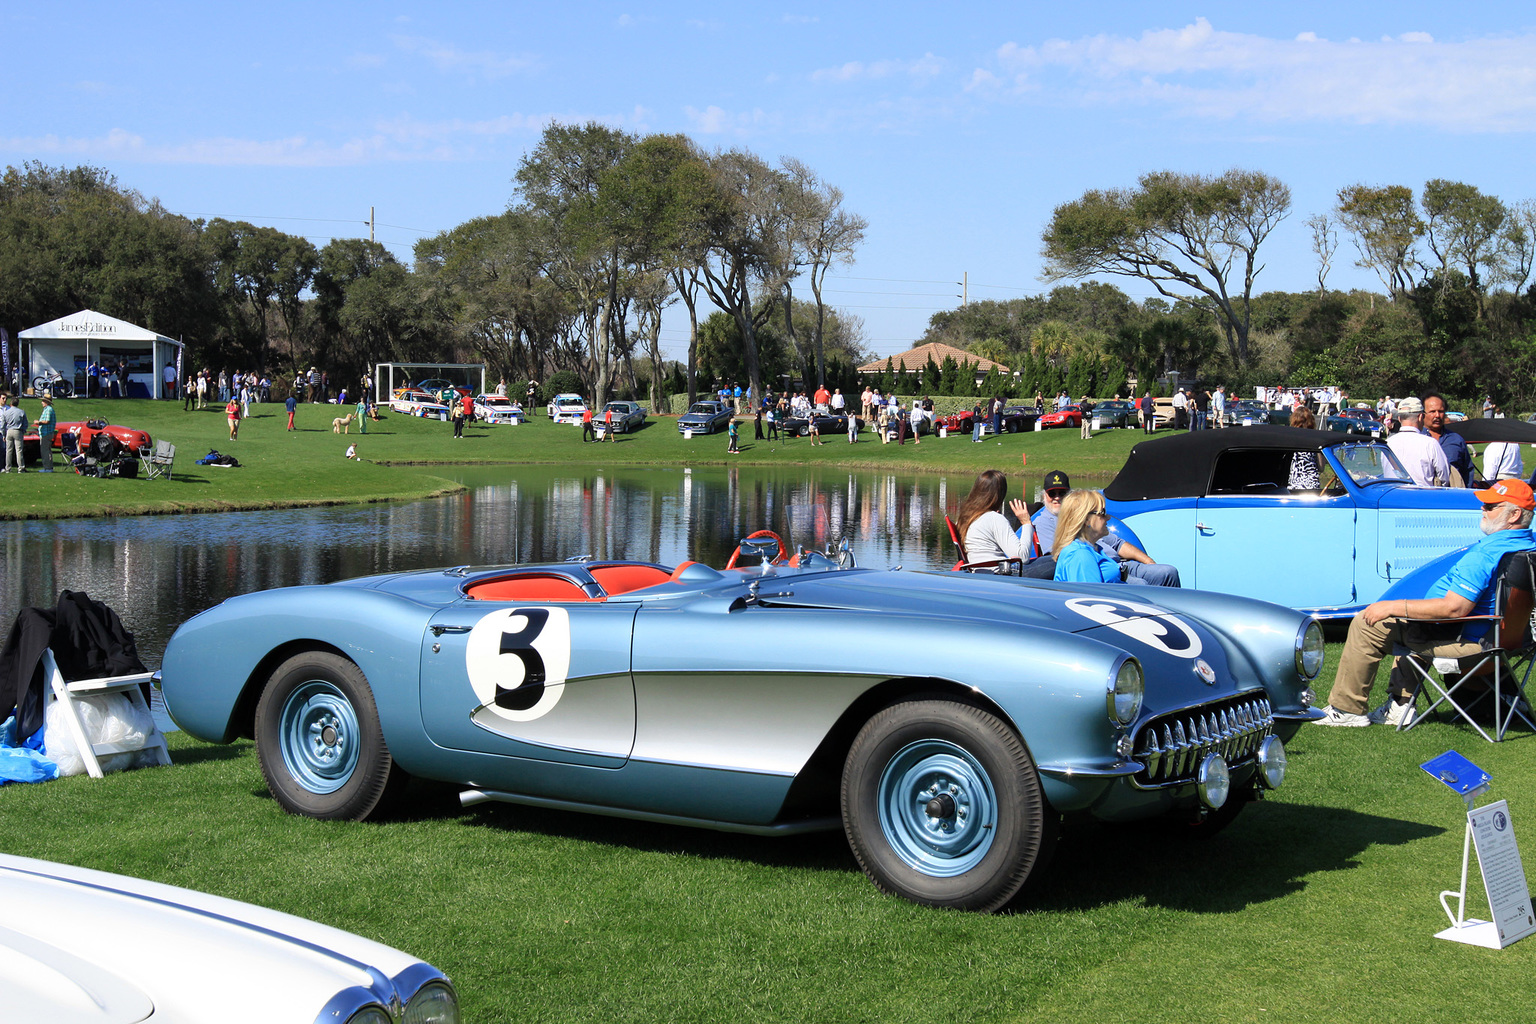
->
[1446, 420, 1536, 445]
[1104, 425, 1360, 502]
[0, 591, 146, 744]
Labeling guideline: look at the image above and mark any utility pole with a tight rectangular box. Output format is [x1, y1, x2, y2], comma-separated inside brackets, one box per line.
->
[957, 271, 968, 307]
[365, 206, 375, 243]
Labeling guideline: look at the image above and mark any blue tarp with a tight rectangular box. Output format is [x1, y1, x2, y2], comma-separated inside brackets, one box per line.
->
[0, 715, 59, 784]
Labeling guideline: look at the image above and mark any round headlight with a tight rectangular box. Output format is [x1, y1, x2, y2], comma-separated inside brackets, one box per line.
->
[403, 981, 461, 1024]
[1108, 658, 1144, 726]
[1196, 753, 1230, 809]
[1295, 620, 1324, 680]
[1256, 735, 1287, 790]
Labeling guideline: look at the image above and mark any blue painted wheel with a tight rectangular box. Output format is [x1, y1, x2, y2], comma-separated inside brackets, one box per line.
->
[277, 680, 361, 794]
[843, 700, 1052, 912]
[255, 651, 405, 821]
[877, 740, 998, 877]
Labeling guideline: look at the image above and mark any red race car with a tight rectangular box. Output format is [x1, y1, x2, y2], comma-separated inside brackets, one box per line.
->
[24, 419, 153, 462]
[1038, 405, 1083, 429]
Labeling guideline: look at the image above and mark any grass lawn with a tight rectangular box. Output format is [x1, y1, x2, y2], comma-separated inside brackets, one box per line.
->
[0, 397, 1151, 520]
[4, 643, 1535, 1022]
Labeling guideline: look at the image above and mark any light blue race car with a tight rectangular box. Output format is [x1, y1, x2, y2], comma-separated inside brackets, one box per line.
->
[158, 539, 1323, 912]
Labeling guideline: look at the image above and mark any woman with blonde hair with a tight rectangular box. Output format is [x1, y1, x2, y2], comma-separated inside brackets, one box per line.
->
[1052, 490, 1123, 583]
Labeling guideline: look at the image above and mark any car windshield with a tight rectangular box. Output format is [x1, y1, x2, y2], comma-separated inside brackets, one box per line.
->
[554, 397, 583, 408]
[1334, 443, 1412, 485]
[687, 404, 715, 415]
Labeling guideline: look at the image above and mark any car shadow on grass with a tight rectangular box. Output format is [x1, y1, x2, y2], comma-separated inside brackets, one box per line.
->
[1017, 801, 1442, 914]
[434, 786, 859, 874]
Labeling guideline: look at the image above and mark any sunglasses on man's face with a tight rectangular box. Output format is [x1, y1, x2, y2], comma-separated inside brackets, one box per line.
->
[1046, 490, 1068, 500]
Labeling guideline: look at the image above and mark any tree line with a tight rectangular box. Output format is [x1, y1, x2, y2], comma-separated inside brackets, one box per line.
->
[6, 152, 1534, 410]
[0, 127, 868, 409]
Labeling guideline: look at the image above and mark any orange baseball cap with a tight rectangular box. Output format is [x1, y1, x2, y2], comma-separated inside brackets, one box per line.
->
[1474, 478, 1536, 511]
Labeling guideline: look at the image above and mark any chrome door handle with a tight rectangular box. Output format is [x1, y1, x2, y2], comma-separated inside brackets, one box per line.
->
[1196, 522, 1212, 533]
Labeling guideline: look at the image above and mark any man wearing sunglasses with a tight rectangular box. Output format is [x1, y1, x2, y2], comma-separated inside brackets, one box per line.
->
[1030, 470, 1181, 586]
[1317, 478, 1536, 727]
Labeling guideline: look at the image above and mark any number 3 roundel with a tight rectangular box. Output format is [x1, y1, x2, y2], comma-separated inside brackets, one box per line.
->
[465, 607, 572, 721]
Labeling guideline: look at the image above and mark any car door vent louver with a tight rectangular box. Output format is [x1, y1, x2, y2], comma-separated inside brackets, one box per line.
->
[1130, 695, 1273, 789]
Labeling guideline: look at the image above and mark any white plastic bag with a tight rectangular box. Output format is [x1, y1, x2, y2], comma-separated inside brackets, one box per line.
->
[44, 692, 162, 777]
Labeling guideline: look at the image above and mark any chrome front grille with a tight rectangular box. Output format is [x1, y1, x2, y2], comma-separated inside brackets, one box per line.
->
[1131, 695, 1273, 789]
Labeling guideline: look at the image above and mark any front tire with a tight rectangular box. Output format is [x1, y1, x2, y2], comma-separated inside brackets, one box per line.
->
[254, 651, 405, 821]
[842, 701, 1052, 912]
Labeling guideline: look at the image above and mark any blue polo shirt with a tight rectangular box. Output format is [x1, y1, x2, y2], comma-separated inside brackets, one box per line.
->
[1436, 528, 1536, 639]
[1055, 540, 1121, 583]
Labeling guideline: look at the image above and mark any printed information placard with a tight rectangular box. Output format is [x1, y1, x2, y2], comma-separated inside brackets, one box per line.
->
[1469, 800, 1536, 948]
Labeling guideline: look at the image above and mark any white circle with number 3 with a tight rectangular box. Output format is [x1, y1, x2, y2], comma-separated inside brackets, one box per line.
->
[464, 607, 572, 721]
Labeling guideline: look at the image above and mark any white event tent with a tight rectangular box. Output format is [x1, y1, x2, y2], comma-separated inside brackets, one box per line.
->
[19, 309, 183, 399]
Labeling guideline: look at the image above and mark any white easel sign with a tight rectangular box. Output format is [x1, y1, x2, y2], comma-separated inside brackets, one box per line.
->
[1468, 800, 1536, 948]
[1422, 750, 1536, 949]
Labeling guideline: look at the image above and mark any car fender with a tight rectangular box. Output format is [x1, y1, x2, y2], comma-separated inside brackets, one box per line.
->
[160, 588, 436, 764]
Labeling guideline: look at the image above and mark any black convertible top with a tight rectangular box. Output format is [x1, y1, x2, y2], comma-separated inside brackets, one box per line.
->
[1104, 425, 1366, 501]
[1447, 419, 1536, 444]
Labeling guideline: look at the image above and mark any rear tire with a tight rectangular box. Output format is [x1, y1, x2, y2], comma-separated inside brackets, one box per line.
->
[255, 651, 406, 821]
[842, 700, 1052, 912]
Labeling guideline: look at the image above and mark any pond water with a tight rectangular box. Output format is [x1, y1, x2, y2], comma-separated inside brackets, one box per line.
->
[2, 465, 1119, 665]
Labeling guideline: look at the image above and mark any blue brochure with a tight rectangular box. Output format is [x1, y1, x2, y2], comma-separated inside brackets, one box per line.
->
[1421, 751, 1490, 797]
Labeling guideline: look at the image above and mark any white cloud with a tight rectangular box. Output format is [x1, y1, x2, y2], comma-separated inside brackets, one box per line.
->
[392, 35, 540, 79]
[2, 111, 569, 167]
[981, 19, 1536, 132]
[810, 53, 944, 84]
[683, 105, 778, 136]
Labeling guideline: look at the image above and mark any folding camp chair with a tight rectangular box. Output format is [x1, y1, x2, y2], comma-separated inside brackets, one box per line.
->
[1393, 549, 1536, 742]
[40, 649, 171, 778]
[58, 432, 88, 475]
[944, 513, 1028, 575]
[142, 440, 176, 481]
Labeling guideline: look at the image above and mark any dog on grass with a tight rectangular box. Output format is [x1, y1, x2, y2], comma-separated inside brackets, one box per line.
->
[332, 413, 356, 434]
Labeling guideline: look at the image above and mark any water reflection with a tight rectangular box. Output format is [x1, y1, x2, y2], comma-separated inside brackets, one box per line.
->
[2, 464, 1112, 665]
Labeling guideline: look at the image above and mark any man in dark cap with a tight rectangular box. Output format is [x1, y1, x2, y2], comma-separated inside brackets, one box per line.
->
[1030, 470, 1181, 586]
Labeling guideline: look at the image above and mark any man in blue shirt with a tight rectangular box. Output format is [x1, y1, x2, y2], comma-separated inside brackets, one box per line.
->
[1318, 478, 1536, 727]
[1031, 470, 1180, 586]
[1423, 392, 1473, 487]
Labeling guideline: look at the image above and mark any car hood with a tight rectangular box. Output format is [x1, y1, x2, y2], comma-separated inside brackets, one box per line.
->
[0, 854, 432, 1024]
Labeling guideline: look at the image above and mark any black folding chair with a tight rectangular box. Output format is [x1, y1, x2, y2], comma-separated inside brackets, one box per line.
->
[1394, 550, 1536, 742]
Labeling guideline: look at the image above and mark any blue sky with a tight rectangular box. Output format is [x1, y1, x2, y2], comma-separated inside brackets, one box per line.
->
[5, 3, 1535, 360]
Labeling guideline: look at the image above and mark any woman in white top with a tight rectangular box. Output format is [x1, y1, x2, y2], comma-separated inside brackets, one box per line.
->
[957, 470, 1034, 566]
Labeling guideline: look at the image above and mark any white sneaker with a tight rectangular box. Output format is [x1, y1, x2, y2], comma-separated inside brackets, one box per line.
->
[1368, 700, 1416, 727]
[1314, 705, 1371, 727]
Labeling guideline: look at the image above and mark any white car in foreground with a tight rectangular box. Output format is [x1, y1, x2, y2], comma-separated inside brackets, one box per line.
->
[473, 393, 526, 424]
[0, 852, 459, 1023]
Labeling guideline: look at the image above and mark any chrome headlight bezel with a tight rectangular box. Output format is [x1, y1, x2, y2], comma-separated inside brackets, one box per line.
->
[1294, 619, 1324, 680]
[1196, 753, 1231, 809]
[1256, 734, 1287, 790]
[1108, 657, 1144, 727]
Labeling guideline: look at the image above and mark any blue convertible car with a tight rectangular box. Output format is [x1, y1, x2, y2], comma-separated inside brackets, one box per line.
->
[1104, 426, 1486, 618]
[159, 541, 1323, 912]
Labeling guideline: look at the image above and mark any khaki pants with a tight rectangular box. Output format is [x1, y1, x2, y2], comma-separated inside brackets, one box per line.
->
[1328, 614, 1483, 715]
